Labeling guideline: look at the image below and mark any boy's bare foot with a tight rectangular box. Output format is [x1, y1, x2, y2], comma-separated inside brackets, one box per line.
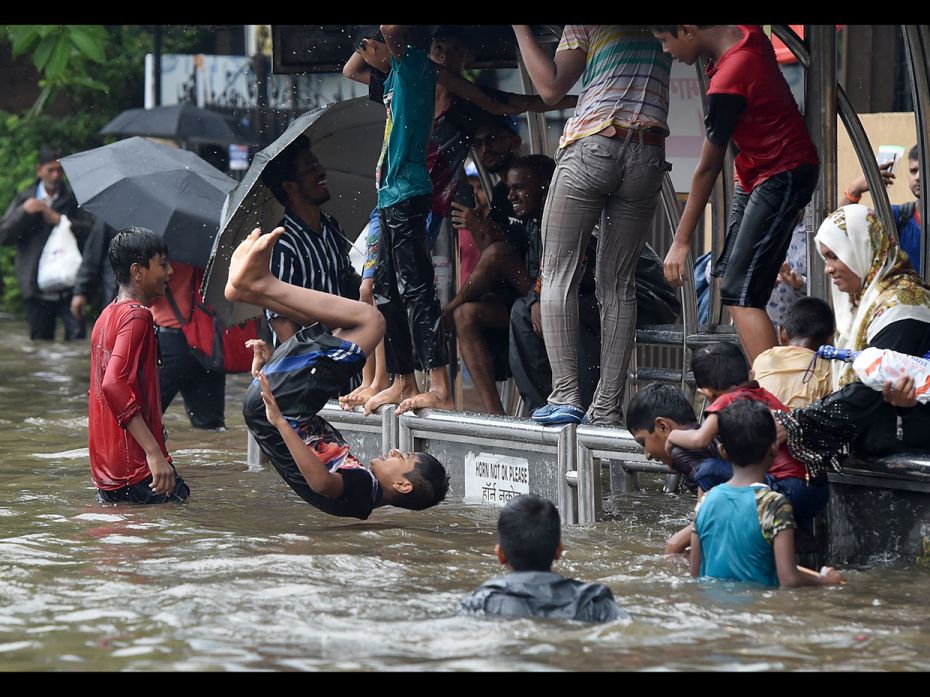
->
[396, 388, 454, 415]
[225, 226, 285, 304]
[339, 381, 391, 411]
[363, 376, 419, 416]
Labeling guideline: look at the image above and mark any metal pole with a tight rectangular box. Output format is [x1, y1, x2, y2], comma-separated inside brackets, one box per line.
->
[153, 25, 163, 107]
[694, 58, 734, 326]
[517, 53, 549, 156]
[902, 26, 930, 282]
[805, 25, 837, 303]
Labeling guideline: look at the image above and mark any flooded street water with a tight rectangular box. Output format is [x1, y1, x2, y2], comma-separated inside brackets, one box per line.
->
[1, 312, 929, 671]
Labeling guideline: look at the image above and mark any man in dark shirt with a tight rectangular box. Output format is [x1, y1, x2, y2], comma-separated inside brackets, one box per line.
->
[460, 494, 624, 623]
[444, 118, 533, 414]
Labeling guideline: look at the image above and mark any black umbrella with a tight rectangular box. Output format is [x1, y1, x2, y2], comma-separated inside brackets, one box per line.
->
[60, 137, 237, 268]
[202, 96, 386, 324]
[100, 104, 244, 146]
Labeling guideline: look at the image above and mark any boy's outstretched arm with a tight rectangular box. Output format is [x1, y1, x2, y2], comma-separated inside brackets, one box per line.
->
[773, 529, 845, 588]
[666, 524, 693, 555]
[667, 414, 718, 451]
[505, 92, 577, 113]
[665, 138, 727, 287]
[258, 372, 345, 499]
[435, 64, 519, 116]
[511, 25, 586, 105]
[343, 50, 371, 85]
[380, 25, 410, 61]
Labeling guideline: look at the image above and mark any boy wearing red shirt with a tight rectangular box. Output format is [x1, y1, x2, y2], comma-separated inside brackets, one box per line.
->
[651, 25, 819, 363]
[666, 342, 827, 537]
[88, 227, 189, 504]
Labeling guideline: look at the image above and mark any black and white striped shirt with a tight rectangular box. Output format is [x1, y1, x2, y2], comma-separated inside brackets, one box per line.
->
[266, 210, 360, 338]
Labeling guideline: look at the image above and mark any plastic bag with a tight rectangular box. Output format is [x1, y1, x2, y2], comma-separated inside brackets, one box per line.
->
[37, 214, 82, 292]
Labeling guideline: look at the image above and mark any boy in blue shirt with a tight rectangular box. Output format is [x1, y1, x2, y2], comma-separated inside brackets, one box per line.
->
[691, 400, 844, 588]
[354, 25, 514, 417]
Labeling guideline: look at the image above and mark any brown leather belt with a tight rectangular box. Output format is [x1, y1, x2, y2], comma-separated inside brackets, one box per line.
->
[607, 125, 666, 147]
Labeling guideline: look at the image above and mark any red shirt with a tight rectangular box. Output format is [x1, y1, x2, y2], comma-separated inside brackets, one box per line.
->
[705, 25, 819, 191]
[705, 382, 806, 481]
[149, 262, 197, 329]
[88, 300, 170, 490]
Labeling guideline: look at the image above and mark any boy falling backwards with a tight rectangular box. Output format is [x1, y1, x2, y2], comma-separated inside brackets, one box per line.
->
[226, 227, 449, 520]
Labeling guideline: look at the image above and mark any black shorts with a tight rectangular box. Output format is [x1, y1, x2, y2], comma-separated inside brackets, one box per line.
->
[242, 323, 366, 477]
[712, 162, 818, 309]
[96, 466, 189, 504]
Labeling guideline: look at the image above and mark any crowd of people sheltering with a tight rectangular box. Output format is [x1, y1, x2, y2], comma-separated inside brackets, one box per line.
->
[4, 25, 930, 622]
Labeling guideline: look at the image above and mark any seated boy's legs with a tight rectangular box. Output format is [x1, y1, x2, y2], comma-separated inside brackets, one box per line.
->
[97, 465, 190, 504]
[713, 164, 817, 362]
[444, 240, 530, 324]
[455, 292, 514, 415]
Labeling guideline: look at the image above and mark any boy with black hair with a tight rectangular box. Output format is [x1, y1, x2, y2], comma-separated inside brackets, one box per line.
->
[627, 383, 720, 554]
[753, 296, 835, 408]
[667, 342, 827, 536]
[691, 400, 844, 587]
[226, 227, 449, 519]
[89, 227, 189, 504]
[651, 25, 819, 365]
[345, 24, 519, 418]
[460, 494, 624, 622]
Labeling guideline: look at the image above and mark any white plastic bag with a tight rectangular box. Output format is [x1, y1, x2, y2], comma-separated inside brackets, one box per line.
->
[37, 214, 82, 292]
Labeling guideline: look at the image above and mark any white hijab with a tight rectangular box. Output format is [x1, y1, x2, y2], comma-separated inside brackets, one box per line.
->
[814, 204, 930, 389]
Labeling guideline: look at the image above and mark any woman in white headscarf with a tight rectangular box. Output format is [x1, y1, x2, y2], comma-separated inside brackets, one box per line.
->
[777, 204, 930, 475]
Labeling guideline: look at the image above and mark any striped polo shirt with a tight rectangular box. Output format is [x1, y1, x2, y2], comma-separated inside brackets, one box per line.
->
[557, 25, 671, 149]
[266, 209, 356, 340]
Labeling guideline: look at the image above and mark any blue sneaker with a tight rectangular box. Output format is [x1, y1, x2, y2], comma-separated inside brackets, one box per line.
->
[531, 403, 585, 425]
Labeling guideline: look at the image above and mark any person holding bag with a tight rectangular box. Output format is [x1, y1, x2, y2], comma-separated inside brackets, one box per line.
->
[149, 261, 229, 431]
[0, 146, 92, 340]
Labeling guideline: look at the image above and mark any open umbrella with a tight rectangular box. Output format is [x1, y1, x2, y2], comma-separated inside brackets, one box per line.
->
[100, 104, 244, 146]
[60, 137, 237, 268]
[202, 96, 385, 324]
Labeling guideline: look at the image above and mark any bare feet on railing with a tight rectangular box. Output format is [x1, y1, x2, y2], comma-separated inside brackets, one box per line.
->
[363, 375, 419, 416]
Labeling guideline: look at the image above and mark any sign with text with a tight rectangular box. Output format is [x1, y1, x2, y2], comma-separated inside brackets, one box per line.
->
[464, 452, 530, 506]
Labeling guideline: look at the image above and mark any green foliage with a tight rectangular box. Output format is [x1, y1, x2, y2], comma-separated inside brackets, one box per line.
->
[0, 25, 217, 314]
[6, 25, 109, 117]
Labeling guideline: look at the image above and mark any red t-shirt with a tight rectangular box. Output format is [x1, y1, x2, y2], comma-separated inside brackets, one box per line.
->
[88, 300, 170, 490]
[705, 382, 806, 480]
[705, 25, 819, 191]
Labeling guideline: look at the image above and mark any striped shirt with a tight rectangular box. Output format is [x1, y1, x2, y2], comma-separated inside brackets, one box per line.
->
[266, 210, 359, 341]
[557, 25, 671, 149]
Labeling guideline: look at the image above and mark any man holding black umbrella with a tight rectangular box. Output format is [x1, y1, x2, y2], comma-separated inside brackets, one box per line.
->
[0, 146, 92, 340]
[260, 135, 361, 343]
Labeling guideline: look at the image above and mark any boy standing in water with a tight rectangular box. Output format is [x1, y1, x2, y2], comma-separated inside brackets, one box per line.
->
[651, 25, 819, 364]
[691, 400, 844, 588]
[88, 227, 189, 504]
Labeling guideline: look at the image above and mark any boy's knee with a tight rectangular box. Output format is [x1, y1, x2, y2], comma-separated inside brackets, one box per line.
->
[453, 302, 481, 331]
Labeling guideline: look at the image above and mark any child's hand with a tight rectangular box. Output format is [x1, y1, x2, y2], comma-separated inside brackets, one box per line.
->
[246, 339, 272, 378]
[664, 241, 689, 288]
[776, 262, 804, 290]
[258, 371, 285, 426]
[820, 566, 846, 585]
[883, 375, 918, 408]
[146, 452, 175, 496]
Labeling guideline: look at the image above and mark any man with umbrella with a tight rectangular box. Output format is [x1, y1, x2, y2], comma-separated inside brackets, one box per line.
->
[0, 146, 93, 340]
[259, 134, 361, 353]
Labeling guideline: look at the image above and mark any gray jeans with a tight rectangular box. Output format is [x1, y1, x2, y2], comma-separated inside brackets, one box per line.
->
[540, 134, 666, 424]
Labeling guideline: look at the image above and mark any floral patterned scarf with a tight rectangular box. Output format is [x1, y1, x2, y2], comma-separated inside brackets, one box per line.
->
[813, 204, 930, 389]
